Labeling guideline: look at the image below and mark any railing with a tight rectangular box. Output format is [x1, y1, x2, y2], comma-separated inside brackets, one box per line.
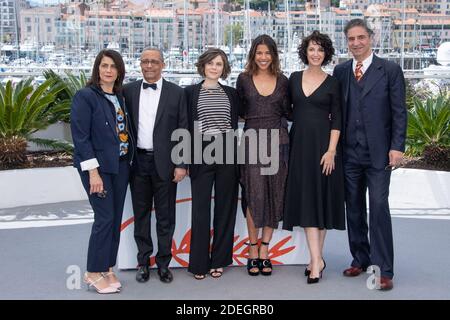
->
[1, 67, 450, 88]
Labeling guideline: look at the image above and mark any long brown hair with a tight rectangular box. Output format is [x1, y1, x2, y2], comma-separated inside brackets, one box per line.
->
[87, 49, 125, 93]
[244, 34, 281, 76]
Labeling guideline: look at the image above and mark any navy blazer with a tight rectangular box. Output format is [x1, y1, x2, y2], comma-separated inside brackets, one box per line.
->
[70, 85, 134, 174]
[184, 81, 241, 179]
[333, 54, 407, 169]
[123, 79, 189, 181]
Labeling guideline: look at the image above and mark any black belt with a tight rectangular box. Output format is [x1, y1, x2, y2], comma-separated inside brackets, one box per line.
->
[137, 148, 154, 154]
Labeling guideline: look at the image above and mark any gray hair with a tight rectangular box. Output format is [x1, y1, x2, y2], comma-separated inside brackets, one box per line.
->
[344, 19, 374, 37]
[141, 47, 165, 62]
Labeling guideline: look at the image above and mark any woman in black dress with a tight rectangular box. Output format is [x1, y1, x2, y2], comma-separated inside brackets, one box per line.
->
[237, 35, 291, 277]
[283, 31, 345, 284]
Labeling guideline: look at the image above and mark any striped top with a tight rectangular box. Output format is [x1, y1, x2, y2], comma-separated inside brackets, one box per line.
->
[197, 85, 232, 134]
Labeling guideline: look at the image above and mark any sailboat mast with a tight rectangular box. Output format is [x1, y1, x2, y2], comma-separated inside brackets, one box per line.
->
[285, 0, 291, 71]
[215, 0, 219, 47]
[245, 0, 250, 50]
[183, 0, 188, 66]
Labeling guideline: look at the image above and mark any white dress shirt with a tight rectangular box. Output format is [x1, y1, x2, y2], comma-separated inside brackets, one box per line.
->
[352, 52, 374, 74]
[137, 77, 163, 150]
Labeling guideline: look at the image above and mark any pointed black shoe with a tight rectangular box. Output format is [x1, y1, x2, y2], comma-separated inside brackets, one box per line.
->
[306, 259, 326, 284]
[307, 275, 320, 284]
[304, 267, 311, 277]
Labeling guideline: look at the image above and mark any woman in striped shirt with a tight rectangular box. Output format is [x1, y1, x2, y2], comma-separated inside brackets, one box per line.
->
[184, 48, 241, 280]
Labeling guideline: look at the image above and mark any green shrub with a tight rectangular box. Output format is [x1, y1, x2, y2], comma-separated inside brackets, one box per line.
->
[406, 93, 450, 157]
[0, 78, 73, 167]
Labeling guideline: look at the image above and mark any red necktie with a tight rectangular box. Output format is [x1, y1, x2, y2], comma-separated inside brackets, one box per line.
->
[355, 62, 363, 81]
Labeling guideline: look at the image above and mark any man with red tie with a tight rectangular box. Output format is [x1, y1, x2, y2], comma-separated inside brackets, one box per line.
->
[333, 19, 407, 291]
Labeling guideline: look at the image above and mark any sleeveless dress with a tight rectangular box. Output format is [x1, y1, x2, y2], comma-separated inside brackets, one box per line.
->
[236, 72, 291, 228]
[283, 71, 345, 231]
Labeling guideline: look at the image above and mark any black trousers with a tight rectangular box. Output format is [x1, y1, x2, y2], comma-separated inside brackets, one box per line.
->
[78, 158, 130, 272]
[188, 163, 239, 275]
[344, 144, 394, 279]
[130, 152, 177, 268]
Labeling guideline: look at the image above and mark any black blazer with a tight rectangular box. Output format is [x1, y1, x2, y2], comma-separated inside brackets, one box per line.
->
[70, 85, 134, 174]
[184, 81, 241, 178]
[123, 79, 188, 181]
[333, 54, 407, 169]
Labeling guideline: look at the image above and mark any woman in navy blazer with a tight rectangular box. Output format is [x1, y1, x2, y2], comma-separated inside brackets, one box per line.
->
[71, 49, 134, 294]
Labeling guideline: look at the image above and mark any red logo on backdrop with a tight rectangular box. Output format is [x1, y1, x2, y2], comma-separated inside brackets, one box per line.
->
[120, 198, 296, 267]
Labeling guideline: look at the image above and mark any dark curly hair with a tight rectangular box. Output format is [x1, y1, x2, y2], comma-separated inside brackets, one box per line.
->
[298, 30, 335, 66]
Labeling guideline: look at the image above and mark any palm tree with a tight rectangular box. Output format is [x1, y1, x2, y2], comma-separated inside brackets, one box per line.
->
[0, 78, 73, 168]
[43, 69, 88, 123]
[406, 94, 450, 159]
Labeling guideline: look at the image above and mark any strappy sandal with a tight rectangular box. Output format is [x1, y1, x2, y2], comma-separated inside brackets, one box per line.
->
[259, 241, 272, 276]
[247, 242, 260, 276]
[83, 273, 119, 294]
[209, 268, 223, 278]
[101, 271, 122, 289]
[194, 274, 206, 280]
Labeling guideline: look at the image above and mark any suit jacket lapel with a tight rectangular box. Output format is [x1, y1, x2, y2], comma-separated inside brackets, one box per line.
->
[103, 99, 118, 138]
[339, 61, 352, 128]
[154, 79, 168, 127]
[361, 55, 384, 98]
[130, 80, 142, 136]
[192, 83, 201, 122]
[343, 62, 351, 105]
[92, 86, 118, 138]
[220, 83, 237, 128]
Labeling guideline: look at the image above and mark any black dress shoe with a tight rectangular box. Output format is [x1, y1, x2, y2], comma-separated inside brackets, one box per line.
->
[158, 268, 173, 283]
[136, 265, 150, 283]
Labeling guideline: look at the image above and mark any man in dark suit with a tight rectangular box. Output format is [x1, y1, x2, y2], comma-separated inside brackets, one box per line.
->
[123, 48, 188, 283]
[333, 19, 407, 291]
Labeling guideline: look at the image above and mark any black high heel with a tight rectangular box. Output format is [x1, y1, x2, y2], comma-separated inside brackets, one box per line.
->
[304, 267, 311, 277]
[307, 259, 326, 284]
[259, 241, 272, 276]
[247, 242, 260, 276]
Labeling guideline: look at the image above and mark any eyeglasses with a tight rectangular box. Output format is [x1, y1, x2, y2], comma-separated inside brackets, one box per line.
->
[140, 59, 162, 66]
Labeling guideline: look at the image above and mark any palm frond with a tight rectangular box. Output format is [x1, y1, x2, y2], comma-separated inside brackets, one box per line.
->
[29, 138, 74, 153]
[406, 94, 450, 156]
